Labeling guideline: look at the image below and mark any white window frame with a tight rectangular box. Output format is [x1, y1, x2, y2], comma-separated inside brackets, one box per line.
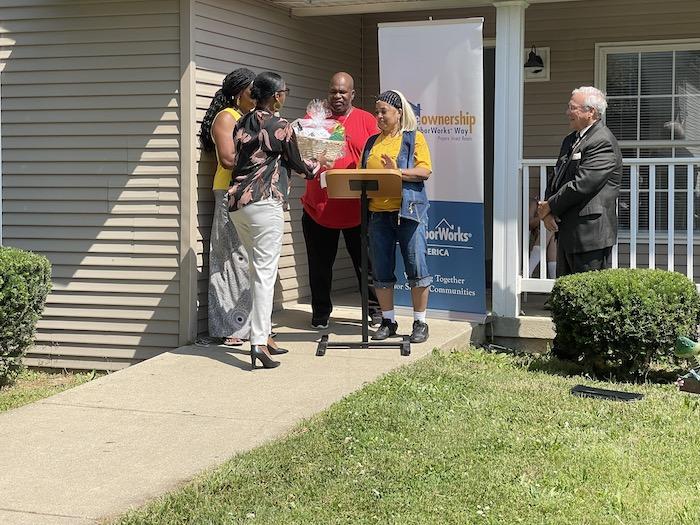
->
[596, 38, 700, 153]
[596, 40, 700, 236]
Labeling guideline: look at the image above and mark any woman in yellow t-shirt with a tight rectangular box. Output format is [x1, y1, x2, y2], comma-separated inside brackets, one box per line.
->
[198, 68, 258, 348]
[364, 90, 433, 344]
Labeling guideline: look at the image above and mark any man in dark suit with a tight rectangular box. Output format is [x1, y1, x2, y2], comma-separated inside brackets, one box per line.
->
[537, 86, 622, 276]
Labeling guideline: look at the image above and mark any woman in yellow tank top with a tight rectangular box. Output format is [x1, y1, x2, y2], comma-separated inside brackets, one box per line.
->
[198, 69, 259, 347]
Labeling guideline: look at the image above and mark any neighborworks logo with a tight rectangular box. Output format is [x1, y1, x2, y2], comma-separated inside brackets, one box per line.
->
[427, 219, 473, 244]
[426, 219, 473, 256]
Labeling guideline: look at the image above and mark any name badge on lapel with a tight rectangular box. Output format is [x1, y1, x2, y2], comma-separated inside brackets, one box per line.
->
[572, 152, 582, 160]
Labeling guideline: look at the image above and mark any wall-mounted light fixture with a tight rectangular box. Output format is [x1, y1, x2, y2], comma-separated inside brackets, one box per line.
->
[524, 45, 544, 73]
[523, 45, 550, 82]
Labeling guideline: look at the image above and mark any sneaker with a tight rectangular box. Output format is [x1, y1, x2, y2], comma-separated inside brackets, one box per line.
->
[369, 310, 383, 327]
[194, 336, 215, 347]
[409, 320, 429, 343]
[311, 318, 329, 329]
[372, 318, 398, 340]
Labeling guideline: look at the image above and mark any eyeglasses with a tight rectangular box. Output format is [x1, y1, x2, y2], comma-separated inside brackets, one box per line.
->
[567, 103, 590, 112]
[277, 88, 290, 95]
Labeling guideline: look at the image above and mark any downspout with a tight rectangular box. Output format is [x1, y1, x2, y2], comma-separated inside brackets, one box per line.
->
[179, 0, 198, 345]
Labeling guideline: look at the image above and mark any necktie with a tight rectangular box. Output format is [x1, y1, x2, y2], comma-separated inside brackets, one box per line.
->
[571, 132, 582, 153]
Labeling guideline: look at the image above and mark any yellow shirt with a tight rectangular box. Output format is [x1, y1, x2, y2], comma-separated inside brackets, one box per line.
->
[366, 131, 432, 212]
[212, 107, 242, 190]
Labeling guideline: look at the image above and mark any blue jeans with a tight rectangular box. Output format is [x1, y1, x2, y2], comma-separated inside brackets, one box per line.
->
[368, 211, 432, 289]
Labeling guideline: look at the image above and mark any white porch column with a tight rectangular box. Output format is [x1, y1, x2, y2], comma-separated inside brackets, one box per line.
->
[491, 0, 527, 318]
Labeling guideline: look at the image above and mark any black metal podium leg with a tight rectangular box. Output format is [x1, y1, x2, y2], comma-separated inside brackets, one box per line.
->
[360, 186, 369, 343]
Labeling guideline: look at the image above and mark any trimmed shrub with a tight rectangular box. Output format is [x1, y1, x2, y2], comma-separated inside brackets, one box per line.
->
[550, 268, 700, 378]
[0, 247, 52, 387]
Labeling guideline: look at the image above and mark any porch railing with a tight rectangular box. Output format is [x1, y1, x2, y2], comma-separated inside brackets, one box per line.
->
[520, 157, 700, 293]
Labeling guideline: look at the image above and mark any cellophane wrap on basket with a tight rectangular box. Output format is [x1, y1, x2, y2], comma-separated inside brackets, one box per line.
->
[292, 99, 346, 162]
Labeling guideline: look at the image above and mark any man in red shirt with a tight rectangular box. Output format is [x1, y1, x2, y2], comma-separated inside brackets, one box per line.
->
[301, 72, 381, 329]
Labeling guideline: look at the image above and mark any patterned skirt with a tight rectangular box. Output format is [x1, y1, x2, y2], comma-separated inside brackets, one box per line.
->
[208, 190, 252, 338]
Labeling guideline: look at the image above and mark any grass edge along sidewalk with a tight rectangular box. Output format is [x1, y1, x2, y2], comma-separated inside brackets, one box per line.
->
[0, 369, 97, 413]
[117, 349, 700, 525]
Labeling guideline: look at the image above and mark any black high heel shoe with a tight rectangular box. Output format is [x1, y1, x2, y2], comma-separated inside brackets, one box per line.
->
[267, 344, 288, 355]
[250, 346, 280, 370]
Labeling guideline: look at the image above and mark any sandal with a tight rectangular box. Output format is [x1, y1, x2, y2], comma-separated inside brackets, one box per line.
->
[222, 337, 244, 347]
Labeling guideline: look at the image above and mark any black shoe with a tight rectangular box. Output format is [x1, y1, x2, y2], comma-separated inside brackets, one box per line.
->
[250, 346, 280, 369]
[311, 318, 329, 329]
[372, 318, 398, 340]
[369, 311, 383, 327]
[267, 344, 288, 355]
[409, 320, 429, 343]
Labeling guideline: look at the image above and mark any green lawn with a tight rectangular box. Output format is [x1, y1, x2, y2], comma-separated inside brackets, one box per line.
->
[118, 349, 700, 525]
[0, 369, 97, 413]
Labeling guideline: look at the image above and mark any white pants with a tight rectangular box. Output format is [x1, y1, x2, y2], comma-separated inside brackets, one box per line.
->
[229, 199, 284, 346]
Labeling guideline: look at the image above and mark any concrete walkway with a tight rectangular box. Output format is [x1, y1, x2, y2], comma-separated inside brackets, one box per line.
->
[0, 299, 479, 524]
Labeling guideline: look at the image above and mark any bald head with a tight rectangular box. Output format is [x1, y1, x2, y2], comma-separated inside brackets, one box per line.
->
[328, 72, 355, 116]
[330, 72, 354, 90]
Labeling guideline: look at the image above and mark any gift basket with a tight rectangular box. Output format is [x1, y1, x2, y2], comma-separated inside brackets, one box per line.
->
[292, 100, 346, 162]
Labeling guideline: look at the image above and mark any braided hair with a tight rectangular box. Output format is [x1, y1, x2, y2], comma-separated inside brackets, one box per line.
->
[377, 89, 418, 132]
[199, 67, 256, 152]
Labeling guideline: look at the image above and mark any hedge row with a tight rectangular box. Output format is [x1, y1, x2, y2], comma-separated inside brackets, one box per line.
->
[550, 268, 700, 378]
[0, 247, 51, 387]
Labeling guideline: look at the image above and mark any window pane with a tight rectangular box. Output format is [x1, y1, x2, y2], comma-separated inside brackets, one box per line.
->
[656, 194, 669, 230]
[674, 144, 700, 158]
[641, 52, 673, 95]
[621, 147, 638, 160]
[640, 147, 673, 158]
[640, 97, 672, 140]
[621, 164, 632, 190]
[607, 98, 638, 140]
[674, 192, 688, 231]
[675, 50, 700, 95]
[656, 168, 668, 188]
[674, 95, 700, 143]
[618, 191, 631, 228]
[607, 53, 638, 96]
[638, 191, 649, 229]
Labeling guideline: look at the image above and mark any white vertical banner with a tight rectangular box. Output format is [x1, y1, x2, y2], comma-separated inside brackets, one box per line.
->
[379, 19, 486, 319]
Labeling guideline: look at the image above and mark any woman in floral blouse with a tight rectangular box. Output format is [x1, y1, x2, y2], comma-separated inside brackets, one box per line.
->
[228, 71, 327, 370]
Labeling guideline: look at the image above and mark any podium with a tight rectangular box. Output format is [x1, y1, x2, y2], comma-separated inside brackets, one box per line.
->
[315, 169, 411, 357]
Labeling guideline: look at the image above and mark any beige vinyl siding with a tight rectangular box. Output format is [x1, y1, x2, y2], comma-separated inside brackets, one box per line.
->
[194, 0, 363, 334]
[0, 0, 181, 369]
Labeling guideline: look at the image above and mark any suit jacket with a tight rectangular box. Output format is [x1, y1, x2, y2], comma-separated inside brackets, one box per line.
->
[545, 120, 622, 253]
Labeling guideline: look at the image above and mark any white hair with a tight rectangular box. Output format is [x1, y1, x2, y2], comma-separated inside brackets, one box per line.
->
[572, 86, 608, 118]
[393, 90, 418, 132]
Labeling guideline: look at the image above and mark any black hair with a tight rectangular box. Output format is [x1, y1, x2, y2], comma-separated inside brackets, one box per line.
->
[250, 71, 285, 104]
[377, 90, 403, 111]
[199, 67, 256, 152]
